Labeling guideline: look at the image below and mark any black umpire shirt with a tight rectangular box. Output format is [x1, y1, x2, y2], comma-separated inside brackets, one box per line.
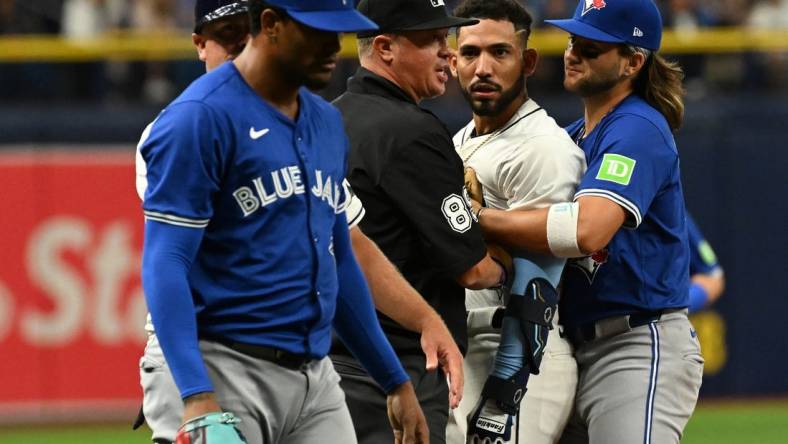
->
[331, 67, 487, 356]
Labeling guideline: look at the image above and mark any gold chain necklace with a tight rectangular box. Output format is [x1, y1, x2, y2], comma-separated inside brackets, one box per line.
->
[460, 128, 503, 165]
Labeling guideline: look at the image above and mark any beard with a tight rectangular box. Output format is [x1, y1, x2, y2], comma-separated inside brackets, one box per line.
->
[567, 65, 622, 97]
[278, 54, 334, 92]
[302, 73, 332, 91]
[462, 69, 526, 118]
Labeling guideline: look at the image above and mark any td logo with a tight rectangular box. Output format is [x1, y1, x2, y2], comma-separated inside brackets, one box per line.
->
[596, 153, 636, 186]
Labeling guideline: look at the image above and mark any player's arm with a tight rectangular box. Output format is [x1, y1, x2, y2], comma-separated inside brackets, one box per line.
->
[142, 221, 219, 418]
[350, 225, 464, 408]
[138, 101, 229, 424]
[332, 213, 429, 441]
[333, 214, 410, 391]
[686, 214, 725, 312]
[472, 196, 624, 255]
[381, 133, 506, 289]
[472, 116, 669, 258]
[690, 271, 725, 311]
[457, 248, 510, 289]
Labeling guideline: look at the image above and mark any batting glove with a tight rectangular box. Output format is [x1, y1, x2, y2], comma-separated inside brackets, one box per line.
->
[466, 396, 517, 444]
[175, 412, 247, 444]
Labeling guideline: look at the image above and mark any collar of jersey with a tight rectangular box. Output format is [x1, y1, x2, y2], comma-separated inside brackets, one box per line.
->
[226, 62, 313, 127]
[468, 98, 541, 139]
[347, 67, 419, 105]
[574, 93, 638, 143]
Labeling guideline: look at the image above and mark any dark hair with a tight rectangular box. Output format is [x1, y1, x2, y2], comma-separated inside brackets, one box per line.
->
[454, 0, 533, 41]
[621, 46, 686, 131]
[248, 0, 289, 36]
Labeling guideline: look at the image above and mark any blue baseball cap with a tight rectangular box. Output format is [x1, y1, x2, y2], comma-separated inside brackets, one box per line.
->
[545, 0, 663, 51]
[265, 0, 379, 33]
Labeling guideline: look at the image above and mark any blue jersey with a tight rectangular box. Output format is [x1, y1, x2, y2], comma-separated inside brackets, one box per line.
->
[139, 62, 407, 398]
[561, 94, 690, 328]
[686, 213, 721, 276]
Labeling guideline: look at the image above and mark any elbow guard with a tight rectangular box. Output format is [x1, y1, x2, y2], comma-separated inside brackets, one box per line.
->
[505, 277, 558, 374]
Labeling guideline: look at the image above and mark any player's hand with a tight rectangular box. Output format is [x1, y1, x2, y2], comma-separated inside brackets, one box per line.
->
[466, 397, 516, 444]
[175, 412, 247, 444]
[387, 381, 430, 444]
[419, 314, 464, 409]
[464, 167, 485, 206]
[487, 244, 513, 288]
[182, 392, 222, 424]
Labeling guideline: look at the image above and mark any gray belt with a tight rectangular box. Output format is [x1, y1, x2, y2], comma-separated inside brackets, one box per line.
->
[565, 308, 687, 348]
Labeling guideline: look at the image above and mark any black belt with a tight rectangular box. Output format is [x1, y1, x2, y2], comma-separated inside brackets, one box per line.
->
[208, 337, 312, 370]
[565, 309, 682, 349]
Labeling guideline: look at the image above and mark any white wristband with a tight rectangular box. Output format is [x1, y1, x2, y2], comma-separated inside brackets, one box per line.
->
[546, 202, 583, 258]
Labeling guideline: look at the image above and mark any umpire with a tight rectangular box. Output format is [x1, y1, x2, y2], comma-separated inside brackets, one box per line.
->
[329, 0, 509, 443]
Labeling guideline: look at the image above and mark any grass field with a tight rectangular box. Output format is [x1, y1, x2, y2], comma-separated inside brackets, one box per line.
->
[1, 400, 787, 444]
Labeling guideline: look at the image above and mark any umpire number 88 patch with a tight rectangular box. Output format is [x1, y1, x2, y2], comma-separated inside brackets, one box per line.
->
[442, 194, 472, 233]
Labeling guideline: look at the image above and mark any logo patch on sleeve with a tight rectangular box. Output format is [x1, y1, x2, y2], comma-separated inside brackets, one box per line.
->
[596, 153, 636, 186]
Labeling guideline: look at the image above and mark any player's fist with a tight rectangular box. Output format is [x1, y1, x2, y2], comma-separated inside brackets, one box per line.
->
[175, 412, 247, 444]
[487, 244, 513, 288]
[464, 167, 485, 206]
[466, 397, 516, 444]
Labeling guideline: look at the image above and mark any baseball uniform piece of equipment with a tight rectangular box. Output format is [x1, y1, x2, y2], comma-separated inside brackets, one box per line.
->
[356, 0, 478, 38]
[466, 273, 558, 444]
[175, 412, 246, 444]
[193, 0, 248, 33]
[557, 93, 703, 443]
[134, 182, 365, 443]
[331, 67, 488, 444]
[138, 61, 407, 442]
[448, 99, 585, 444]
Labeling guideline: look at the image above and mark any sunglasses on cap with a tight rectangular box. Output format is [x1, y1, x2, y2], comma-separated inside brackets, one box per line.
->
[567, 35, 650, 61]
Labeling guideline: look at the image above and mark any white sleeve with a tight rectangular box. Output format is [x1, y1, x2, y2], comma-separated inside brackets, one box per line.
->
[135, 121, 155, 202]
[499, 136, 586, 210]
[342, 179, 365, 229]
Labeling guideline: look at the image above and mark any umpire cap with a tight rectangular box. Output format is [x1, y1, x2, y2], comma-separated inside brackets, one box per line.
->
[545, 0, 663, 51]
[356, 0, 478, 38]
[194, 0, 249, 33]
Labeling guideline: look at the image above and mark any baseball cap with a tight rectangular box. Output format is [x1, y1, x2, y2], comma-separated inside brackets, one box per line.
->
[545, 0, 663, 51]
[356, 0, 479, 38]
[264, 0, 378, 33]
[194, 0, 249, 33]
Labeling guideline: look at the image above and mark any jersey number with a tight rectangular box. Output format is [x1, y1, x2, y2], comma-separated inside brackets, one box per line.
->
[442, 194, 473, 233]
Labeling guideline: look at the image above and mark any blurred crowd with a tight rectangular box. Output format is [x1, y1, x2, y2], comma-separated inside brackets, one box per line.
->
[0, 0, 785, 105]
[1, 0, 787, 36]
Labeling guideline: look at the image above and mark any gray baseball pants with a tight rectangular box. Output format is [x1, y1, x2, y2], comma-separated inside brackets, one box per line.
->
[558, 310, 703, 444]
[446, 307, 577, 444]
[139, 335, 357, 444]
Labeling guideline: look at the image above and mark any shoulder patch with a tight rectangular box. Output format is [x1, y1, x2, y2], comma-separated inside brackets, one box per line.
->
[596, 153, 636, 186]
[698, 240, 718, 266]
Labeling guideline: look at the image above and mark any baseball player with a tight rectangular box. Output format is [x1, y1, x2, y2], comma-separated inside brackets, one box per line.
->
[330, 1, 513, 443]
[138, 1, 432, 443]
[469, 1, 704, 442]
[136, 2, 465, 443]
[686, 213, 725, 313]
[444, 1, 586, 443]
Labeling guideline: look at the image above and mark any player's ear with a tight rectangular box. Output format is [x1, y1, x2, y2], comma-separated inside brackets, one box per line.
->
[260, 7, 284, 43]
[449, 48, 458, 77]
[522, 48, 538, 77]
[625, 50, 646, 77]
[193, 33, 208, 61]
